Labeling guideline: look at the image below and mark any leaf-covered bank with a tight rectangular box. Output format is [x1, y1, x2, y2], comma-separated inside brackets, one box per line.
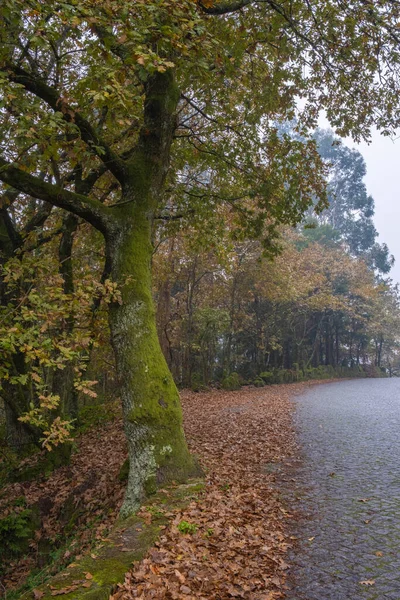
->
[0, 408, 127, 594]
[0, 382, 326, 599]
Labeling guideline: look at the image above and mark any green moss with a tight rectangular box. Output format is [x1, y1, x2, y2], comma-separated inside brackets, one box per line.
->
[107, 198, 201, 515]
[118, 458, 129, 482]
[18, 480, 203, 600]
[174, 481, 205, 497]
[143, 473, 157, 496]
[221, 373, 241, 390]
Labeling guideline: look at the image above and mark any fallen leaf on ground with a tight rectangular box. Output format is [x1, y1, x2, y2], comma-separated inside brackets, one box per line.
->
[2, 383, 322, 598]
[111, 384, 312, 599]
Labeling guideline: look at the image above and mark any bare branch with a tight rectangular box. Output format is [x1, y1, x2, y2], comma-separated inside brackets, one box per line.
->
[23, 201, 53, 235]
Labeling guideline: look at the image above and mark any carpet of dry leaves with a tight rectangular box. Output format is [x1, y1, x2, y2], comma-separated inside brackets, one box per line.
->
[112, 383, 313, 600]
[1, 382, 320, 598]
[0, 414, 127, 592]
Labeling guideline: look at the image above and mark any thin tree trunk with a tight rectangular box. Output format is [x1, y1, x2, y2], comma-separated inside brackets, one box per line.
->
[225, 274, 237, 374]
[377, 336, 383, 367]
[52, 213, 79, 422]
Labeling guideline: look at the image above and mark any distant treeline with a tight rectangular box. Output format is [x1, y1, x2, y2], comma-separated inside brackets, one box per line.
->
[154, 229, 399, 389]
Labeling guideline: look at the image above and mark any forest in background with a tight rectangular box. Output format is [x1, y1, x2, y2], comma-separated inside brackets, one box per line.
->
[1, 127, 399, 458]
[155, 128, 399, 389]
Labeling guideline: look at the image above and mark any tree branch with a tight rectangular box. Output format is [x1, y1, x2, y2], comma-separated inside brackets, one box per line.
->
[198, 0, 252, 14]
[23, 201, 53, 236]
[20, 226, 64, 254]
[92, 25, 130, 62]
[5, 63, 128, 184]
[0, 206, 22, 252]
[0, 156, 113, 234]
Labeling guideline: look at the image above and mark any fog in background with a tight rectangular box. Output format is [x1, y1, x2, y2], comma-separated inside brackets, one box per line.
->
[348, 131, 400, 286]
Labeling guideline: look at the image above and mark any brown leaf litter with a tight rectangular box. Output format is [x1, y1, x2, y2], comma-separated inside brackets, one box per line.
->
[2, 381, 323, 598]
[111, 382, 318, 600]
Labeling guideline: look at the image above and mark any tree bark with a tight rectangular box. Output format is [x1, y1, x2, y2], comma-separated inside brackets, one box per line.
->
[52, 213, 80, 422]
[156, 238, 175, 370]
[0, 208, 40, 450]
[106, 202, 199, 516]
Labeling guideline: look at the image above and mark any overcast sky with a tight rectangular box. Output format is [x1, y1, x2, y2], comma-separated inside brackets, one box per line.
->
[317, 112, 400, 285]
[346, 131, 400, 286]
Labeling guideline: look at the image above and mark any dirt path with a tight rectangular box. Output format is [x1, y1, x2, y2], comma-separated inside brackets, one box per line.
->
[112, 383, 316, 600]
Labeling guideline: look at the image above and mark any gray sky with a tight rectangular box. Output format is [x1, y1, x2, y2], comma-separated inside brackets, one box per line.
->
[347, 131, 400, 286]
[317, 111, 400, 285]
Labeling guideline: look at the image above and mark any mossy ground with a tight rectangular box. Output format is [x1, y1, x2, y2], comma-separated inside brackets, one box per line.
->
[19, 479, 204, 600]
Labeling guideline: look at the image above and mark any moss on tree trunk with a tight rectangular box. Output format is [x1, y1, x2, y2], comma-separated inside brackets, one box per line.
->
[107, 202, 199, 517]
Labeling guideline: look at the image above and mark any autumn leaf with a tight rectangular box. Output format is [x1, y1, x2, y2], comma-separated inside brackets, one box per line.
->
[109, 386, 308, 600]
[174, 569, 186, 583]
[50, 585, 79, 596]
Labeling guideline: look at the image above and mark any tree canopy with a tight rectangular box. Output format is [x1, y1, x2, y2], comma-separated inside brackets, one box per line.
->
[1, 0, 400, 514]
[309, 129, 395, 273]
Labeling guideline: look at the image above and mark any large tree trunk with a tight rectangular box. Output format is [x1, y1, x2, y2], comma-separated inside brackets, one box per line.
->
[104, 71, 199, 517]
[106, 201, 199, 517]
